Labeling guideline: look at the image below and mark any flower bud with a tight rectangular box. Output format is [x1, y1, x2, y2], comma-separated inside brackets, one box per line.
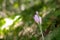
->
[34, 11, 42, 24]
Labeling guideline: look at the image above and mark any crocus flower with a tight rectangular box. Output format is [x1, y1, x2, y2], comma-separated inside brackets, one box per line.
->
[34, 11, 42, 24]
[34, 11, 44, 40]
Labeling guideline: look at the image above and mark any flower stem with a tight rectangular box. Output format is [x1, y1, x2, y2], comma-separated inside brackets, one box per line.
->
[39, 23, 44, 40]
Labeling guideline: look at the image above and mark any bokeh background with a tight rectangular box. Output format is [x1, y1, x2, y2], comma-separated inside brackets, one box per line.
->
[0, 0, 60, 40]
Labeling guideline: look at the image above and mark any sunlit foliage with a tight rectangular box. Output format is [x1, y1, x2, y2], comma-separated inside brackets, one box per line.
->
[0, 0, 60, 40]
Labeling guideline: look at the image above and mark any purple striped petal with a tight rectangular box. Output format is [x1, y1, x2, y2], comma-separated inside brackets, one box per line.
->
[34, 13, 42, 24]
[34, 14, 40, 23]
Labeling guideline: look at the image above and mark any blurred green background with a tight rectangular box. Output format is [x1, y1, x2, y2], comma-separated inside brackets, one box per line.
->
[0, 0, 60, 40]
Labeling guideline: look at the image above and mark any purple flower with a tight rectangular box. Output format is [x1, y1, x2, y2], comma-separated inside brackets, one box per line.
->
[34, 11, 42, 24]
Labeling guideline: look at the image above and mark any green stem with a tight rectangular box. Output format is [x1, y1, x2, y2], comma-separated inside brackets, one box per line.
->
[39, 23, 44, 40]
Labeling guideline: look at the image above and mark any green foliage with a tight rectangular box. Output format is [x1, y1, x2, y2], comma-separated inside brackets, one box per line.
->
[0, 18, 5, 27]
[0, 0, 60, 40]
[45, 27, 60, 40]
